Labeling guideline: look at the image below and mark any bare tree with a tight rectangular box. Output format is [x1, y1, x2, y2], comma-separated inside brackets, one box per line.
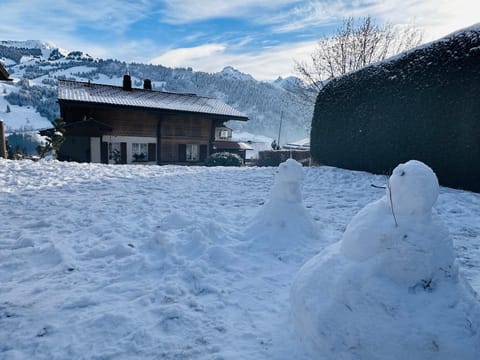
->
[295, 16, 423, 93]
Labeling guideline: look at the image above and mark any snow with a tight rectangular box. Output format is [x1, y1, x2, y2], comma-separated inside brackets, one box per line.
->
[246, 159, 318, 254]
[220, 66, 255, 82]
[0, 80, 52, 131]
[0, 159, 479, 359]
[231, 131, 273, 160]
[291, 160, 480, 359]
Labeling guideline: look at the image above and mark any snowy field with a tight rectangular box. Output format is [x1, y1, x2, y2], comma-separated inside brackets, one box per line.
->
[0, 159, 479, 359]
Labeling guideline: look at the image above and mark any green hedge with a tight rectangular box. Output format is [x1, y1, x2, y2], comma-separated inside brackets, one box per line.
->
[205, 152, 243, 167]
[311, 27, 480, 192]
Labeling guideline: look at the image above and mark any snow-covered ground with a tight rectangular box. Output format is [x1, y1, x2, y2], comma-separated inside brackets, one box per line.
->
[0, 81, 52, 132]
[0, 159, 479, 359]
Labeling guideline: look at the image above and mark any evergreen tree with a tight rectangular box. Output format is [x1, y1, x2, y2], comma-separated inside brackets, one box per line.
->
[37, 118, 66, 159]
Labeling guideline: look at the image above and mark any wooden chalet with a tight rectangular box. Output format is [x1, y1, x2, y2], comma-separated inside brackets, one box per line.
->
[57, 77, 249, 164]
[0, 62, 12, 81]
[212, 124, 253, 161]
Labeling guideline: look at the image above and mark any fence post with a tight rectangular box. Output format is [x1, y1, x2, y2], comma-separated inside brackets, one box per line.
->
[0, 120, 6, 159]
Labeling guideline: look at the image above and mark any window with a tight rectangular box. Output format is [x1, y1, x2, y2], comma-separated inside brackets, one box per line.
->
[108, 142, 121, 164]
[186, 144, 199, 161]
[132, 143, 148, 162]
[220, 129, 230, 139]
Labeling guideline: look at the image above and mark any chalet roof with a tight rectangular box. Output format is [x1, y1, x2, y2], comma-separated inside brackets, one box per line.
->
[0, 63, 12, 81]
[213, 141, 253, 151]
[58, 80, 249, 121]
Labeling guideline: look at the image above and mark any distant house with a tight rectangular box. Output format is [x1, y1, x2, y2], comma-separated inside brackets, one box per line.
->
[283, 138, 310, 151]
[0, 62, 12, 81]
[212, 124, 253, 161]
[0, 63, 10, 158]
[57, 77, 249, 164]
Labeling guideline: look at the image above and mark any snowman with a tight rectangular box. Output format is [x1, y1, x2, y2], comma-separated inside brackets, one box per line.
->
[291, 160, 480, 360]
[246, 158, 318, 254]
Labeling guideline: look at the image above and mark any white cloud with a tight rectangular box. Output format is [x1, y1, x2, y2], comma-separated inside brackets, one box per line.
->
[367, 0, 480, 41]
[269, 0, 480, 42]
[1, 0, 478, 81]
[160, 0, 300, 24]
[150, 44, 227, 68]
[0, 0, 158, 62]
[150, 41, 318, 80]
[0, 0, 152, 40]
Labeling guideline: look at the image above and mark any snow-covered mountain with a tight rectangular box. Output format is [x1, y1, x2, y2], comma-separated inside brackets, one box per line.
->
[0, 40, 315, 143]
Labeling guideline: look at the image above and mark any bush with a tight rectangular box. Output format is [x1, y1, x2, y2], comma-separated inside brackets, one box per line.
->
[205, 152, 243, 167]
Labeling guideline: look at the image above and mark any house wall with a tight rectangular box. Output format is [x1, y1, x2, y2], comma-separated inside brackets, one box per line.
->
[59, 136, 91, 162]
[102, 135, 157, 164]
[159, 115, 211, 164]
[60, 103, 216, 165]
[90, 137, 101, 163]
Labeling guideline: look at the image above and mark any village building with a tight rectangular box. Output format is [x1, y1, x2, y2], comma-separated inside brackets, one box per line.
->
[0, 62, 11, 158]
[57, 76, 249, 164]
[211, 124, 253, 161]
[0, 62, 12, 81]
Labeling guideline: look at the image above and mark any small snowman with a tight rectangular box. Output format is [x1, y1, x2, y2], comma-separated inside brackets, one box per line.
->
[246, 158, 318, 253]
[291, 160, 480, 360]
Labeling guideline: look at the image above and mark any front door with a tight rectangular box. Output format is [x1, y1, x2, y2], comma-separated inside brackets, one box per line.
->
[107, 142, 127, 164]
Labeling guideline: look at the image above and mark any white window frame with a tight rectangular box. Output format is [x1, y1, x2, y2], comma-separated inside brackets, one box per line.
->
[220, 129, 230, 139]
[103, 136, 156, 164]
[132, 143, 148, 162]
[186, 144, 199, 161]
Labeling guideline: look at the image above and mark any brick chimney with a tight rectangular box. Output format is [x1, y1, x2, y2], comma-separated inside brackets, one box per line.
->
[143, 79, 152, 90]
[123, 74, 132, 91]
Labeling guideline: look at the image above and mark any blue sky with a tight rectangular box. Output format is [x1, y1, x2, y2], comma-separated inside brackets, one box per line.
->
[1, 0, 478, 80]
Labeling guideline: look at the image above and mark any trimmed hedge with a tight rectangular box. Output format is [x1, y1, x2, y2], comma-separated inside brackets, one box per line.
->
[205, 152, 243, 167]
[311, 26, 480, 192]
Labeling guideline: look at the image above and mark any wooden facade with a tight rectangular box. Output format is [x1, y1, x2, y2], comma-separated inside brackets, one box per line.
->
[0, 63, 12, 81]
[0, 120, 7, 159]
[57, 78, 248, 165]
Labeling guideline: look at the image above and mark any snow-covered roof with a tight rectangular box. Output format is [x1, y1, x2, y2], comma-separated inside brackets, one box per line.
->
[58, 80, 249, 121]
[283, 138, 310, 150]
[213, 140, 254, 150]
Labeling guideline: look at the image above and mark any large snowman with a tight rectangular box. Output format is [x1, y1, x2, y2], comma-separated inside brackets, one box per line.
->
[291, 160, 480, 360]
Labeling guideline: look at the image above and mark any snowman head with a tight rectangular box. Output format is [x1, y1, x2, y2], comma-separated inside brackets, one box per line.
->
[277, 158, 303, 183]
[387, 160, 439, 217]
[271, 159, 303, 203]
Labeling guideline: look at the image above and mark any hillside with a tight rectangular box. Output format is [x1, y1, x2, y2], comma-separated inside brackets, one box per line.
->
[0, 41, 314, 144]
[310, 24, 480, 192]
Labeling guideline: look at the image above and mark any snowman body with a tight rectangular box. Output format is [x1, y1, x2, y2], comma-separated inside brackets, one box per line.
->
[291, 160, 480, 359]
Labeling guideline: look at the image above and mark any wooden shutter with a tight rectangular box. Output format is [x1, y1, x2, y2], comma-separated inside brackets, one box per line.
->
[178, 144, 186, 162]
[101, 142, 108, 163]
[120, 142, 127, 164]
[148, 143, 156, 162]
[200, 144, 208, 161]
